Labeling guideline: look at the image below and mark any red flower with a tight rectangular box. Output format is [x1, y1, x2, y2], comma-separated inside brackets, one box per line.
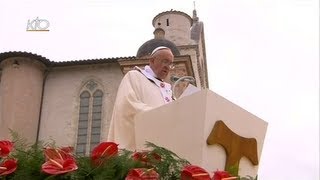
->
[44, 147, 74, 161]
[42, 158, 78, 175]
[125, 168, 159, 180]
[0, 141, 14, 157]
[132, 151, 161, 165]
[0, 159, 17, 176]
[60, 146, 74, 154]
[181, 165, 211, 180]
[212, 170, 233, 180]
[91, 142, 118, 165]
[42, 147, 78, 175]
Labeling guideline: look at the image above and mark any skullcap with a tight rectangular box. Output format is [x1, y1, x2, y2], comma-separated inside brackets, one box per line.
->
[150, 46, 170, 56]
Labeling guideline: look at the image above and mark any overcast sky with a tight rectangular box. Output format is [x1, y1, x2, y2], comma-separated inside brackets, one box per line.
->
[0, 0, 319, 179]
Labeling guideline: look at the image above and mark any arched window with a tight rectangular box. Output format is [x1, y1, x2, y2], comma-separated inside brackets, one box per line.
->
[76, 80, 104, 156]
[90, 90, 103, 151]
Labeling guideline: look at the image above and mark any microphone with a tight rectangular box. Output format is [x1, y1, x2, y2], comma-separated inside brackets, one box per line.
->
[170, 76, 195, 83]
[171, 76, 196, 99]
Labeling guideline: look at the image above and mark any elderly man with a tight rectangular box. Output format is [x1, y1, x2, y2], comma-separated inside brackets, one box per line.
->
[107, 46, 175, 150]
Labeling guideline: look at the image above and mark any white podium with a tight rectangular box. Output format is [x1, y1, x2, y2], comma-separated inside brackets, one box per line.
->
[135, 89, 268, 177]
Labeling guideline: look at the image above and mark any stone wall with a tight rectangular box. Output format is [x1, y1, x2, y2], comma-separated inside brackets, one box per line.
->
[38, 63, 123, 146]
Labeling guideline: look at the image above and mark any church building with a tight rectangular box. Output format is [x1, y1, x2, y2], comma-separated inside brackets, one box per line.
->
[0, 9, 208, 155]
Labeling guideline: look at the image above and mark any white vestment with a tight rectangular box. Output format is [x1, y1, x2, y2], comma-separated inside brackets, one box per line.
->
[107, 66, 173, 151]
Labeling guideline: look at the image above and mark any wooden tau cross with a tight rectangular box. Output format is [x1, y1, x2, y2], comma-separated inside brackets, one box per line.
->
[207, 120, 259, 175]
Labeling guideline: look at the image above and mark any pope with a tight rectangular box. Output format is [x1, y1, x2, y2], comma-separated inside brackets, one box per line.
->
[107, 46, 175, 150]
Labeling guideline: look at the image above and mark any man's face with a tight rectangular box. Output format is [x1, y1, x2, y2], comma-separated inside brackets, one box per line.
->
[150, 49, 174, 80]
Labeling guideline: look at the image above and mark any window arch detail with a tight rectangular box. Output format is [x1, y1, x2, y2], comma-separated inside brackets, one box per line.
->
[76, 80, 104, 156]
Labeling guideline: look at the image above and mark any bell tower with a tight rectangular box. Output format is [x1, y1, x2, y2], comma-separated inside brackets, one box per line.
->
[0, 53, 47, 143]
[152, 10, 193, 46]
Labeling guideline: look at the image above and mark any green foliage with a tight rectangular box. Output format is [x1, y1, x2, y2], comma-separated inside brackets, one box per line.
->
[1, 132, 257, 180]
[226, 164, 258, 180]
[71, 150, 143, 180]
[1, 133, 190, 180]
[3, 130, 47, 180]
[145, 141, 190, 179]
[226, 165, 239, 177]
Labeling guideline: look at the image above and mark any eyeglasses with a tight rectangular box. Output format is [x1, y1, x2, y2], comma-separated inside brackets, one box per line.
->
[160, 59, 175, 69]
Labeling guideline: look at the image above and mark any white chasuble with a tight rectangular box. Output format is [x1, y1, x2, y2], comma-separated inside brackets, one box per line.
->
[107, 66, 173, 150]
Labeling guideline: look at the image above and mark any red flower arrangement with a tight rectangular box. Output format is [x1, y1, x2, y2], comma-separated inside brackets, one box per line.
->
[91, 142, 118, 166]
[180, 165, 237, 180]
[0, 139, 250, 179]
[0, 140, 17, 176]
[132, 151, 161, 166]
[181, 165, 211, 180]
[41, 147, 78, 175]
[0, 159, 17, 176]
[0, 140, 14, 157]
[43, 147, 74, 161]
[212, 170, 236, 180]
[125, 168, 159, 180]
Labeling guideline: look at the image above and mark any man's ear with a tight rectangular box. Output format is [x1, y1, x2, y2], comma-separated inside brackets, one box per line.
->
[149, 57, 155, 64]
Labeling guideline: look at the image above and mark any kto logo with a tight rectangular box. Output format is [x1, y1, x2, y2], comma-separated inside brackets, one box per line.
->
[26, 17, 50, 31]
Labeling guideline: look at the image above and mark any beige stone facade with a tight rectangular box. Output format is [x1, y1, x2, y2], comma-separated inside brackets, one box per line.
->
[38, 63, 123, 146]
[0, 9, 208, 150]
